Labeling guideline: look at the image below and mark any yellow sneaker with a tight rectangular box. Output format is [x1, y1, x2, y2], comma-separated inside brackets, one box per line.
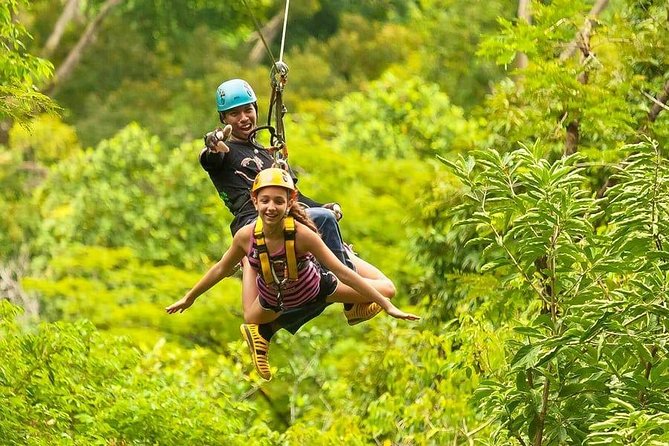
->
[344, 302, 383, 326]
[240, 324, 272, 381]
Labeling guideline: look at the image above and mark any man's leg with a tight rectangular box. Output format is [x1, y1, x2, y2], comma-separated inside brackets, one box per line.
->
[306, 206, 392, 324]
[306, 207, 355, 270]
[307, 207, 396, 322]
[338, 252, 397, 325]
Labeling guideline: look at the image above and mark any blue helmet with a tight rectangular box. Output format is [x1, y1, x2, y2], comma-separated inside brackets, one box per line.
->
[216, 79, 257, 112]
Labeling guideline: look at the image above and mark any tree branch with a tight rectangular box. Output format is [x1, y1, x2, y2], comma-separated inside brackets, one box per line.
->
[564, 21, 591, 156]
[559, 0, 610, 62]
[565, 120, 579, 156]
[647, 80, 669, 123]
[42, 0, 80, 58]
[516, 0, 532, 70]
[0, 254, 39, 319]
[247, 11, 284, 65]
[534, 374, 551, 446]
[45, 0, 124, 96]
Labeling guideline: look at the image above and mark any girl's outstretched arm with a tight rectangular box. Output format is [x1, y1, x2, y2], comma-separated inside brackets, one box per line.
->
[297, 223, 420, 322]
[166, 226, 249, 314]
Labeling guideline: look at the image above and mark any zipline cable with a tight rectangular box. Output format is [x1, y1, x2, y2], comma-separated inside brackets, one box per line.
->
[242, 0, 292, 167]
[279, 0, 290, 62]
[241, 0, 277, 66]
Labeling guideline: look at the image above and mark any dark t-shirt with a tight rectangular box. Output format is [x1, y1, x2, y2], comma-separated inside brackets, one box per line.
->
[199, 140, 321, 235]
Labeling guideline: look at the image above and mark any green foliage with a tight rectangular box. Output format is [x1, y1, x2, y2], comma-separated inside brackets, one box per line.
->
[446, 141, 669, 444]
[6, 0, 669, 443]
[0, 152, 40, 260]
[300, 14, 416, 88]
[22, 245, 242, 348]
[406, 0, 512, 109]
[475, 1, 669, 158]
[0, 114, 77, 260]
[33, 124, 229, 268]
[9, 114, 81, 165]
[0, 301, 277, 445]
[410, 161, 490, 320]
[51, 24, 230, 148]
[262, 316, 504, 445]
[0, 0, 57, 123]
[331, 72, 481, 159]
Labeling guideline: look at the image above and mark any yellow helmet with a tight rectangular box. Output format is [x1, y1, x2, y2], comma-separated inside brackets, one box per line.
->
[251, 168, 295, 194]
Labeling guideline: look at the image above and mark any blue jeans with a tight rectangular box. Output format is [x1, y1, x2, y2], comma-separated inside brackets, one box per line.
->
[306, 207, 355, 270]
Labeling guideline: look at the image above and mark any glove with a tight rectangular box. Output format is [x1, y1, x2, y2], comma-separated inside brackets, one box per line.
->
[322, 202, 343, 221]
[204, 124, 232, 153]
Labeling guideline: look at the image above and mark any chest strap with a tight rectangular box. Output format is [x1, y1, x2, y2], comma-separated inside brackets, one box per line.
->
[253, 216, 298, 284]
[283, 216, 298, 281]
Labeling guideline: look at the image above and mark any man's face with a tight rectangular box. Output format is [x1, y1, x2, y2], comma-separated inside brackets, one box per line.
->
[223, 104, 257, 142]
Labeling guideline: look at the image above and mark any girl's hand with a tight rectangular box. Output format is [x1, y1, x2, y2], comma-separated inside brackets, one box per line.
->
[166, 296, 195, 314]
[385, 304, 420, 322]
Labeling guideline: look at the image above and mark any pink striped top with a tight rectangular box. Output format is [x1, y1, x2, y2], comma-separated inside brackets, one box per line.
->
[247, 233, 322, 309]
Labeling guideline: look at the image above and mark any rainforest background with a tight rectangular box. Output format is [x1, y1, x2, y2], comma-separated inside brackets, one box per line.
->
[2, 0, 669, 444]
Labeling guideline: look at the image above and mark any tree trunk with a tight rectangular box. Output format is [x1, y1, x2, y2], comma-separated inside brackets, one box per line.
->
[563, 17, 592, 156]
[516, 0, 531, 70]
[0, 254, 39, 320]
[44, 0, 124, 96]
[565, 120, 579, 156]
[648, 79, 669, 123]
[247, 11, 285, 65]
[42, 0, 80, 58]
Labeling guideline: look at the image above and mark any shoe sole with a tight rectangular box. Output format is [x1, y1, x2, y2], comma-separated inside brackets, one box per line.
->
[346, 305, 383, 326]
[347, 318, 366, 326]
[240, 325, 271, 381]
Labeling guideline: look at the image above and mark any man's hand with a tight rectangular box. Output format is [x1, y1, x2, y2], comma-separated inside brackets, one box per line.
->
[323, 202, 343, 221]
[204, 124, 232, 153]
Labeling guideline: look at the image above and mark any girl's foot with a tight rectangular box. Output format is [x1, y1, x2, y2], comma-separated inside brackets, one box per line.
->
[344, 302, 383, 326]
[240, 324, 272, 380]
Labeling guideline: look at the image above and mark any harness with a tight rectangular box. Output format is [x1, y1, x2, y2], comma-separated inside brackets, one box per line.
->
[253, 215, 298, 310]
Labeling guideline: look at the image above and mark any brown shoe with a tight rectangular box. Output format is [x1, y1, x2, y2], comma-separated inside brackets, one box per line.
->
[240, 324, 272, 380]
[344, 302, 383, 326]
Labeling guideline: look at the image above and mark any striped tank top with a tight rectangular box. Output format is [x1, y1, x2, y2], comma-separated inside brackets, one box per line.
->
[247, 233, 322, 309]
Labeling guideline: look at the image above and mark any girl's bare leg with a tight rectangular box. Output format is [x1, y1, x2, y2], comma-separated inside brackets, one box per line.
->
[244, 297, 283, 325]
[349, 253, 396, 299]
[326, 255, 397, 304]
[241, 258, 283, 324]
[326, 278, 392, 305]
[241, 257, 261, 322]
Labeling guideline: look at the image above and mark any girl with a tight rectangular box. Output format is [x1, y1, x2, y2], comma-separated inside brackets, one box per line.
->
[167, 168, 420, 379]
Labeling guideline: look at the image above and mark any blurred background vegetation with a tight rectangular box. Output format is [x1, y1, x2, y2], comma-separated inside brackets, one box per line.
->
[2, 0, 669, 444]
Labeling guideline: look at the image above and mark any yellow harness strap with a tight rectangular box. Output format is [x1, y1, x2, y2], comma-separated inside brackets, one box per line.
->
[253, 219, 274, 284]
[283, 216, 298, 281]
[253, 216, 298, 284]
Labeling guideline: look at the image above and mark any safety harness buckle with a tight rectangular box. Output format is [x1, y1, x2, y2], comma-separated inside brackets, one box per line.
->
[253, 216, 299, 286]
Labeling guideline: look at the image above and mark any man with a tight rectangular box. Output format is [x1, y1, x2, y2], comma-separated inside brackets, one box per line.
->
[199, 78, 390, 380]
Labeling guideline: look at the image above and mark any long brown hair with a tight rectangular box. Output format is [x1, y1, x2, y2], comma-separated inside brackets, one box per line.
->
[289, 200, 319, 234]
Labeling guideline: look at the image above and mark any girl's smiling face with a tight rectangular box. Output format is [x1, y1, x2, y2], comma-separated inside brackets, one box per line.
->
[253, 186, 294, 226]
